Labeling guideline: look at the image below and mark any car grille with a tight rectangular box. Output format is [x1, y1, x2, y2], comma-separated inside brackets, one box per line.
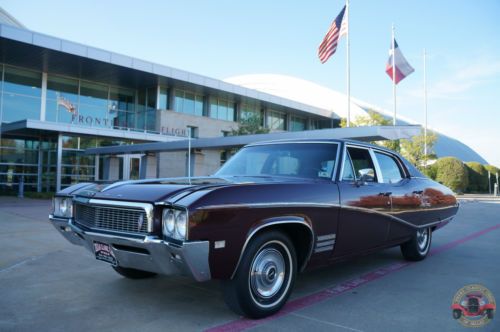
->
[74, 203, 150, 235]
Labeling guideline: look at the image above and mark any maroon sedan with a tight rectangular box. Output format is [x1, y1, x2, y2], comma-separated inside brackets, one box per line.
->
[50, 139, 458, 318]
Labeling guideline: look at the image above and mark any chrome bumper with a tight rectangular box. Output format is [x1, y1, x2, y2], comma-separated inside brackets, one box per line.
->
[49, 215, 210, 282]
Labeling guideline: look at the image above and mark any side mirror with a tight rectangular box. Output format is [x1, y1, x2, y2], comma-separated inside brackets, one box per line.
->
[358, 168, 375, 183]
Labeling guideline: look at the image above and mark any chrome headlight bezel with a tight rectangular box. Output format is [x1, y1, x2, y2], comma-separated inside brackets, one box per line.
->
[162, 207, 188, 241]
[53, 196, 73, 218]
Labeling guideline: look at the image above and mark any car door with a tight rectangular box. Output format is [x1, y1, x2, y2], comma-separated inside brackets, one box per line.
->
[332, 145, 392, 258]
[372, 150, 418, 242]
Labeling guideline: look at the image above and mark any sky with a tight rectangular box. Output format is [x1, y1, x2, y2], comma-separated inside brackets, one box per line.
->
[1, 0, 499, 166]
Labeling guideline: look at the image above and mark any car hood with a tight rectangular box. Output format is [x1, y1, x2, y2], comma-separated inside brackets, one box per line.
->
[70, 176, 312, 203]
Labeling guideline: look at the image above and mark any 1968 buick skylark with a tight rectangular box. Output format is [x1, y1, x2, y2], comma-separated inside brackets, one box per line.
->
[50, 139, 459, 318]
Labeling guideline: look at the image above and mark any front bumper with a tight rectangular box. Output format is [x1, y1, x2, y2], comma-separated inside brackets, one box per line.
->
[49, 215, 210, 282]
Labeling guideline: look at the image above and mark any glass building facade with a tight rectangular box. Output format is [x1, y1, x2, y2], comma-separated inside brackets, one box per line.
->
[0, 45, 336, 194]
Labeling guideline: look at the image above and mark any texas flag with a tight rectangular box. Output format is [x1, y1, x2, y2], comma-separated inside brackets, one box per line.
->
[386, 39, 414, 84]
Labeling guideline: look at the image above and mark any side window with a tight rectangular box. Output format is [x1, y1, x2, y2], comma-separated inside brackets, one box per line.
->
[375, 152, 404, 184]
[342, 151, 355, 180]
[344, 147, 377, 182]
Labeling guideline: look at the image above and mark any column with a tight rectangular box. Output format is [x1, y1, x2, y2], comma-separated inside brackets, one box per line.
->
[56, 134, 63, 192]
[40, 72, 47, 121]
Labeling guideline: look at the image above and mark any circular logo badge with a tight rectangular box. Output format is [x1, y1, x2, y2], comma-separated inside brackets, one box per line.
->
[451, 284, 496, 327]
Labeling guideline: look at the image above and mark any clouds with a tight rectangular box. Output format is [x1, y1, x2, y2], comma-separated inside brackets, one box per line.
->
[407, 58, 500, 101]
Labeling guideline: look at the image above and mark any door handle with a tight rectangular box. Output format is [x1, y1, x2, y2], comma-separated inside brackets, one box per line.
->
[378, 192, 392, 196]
[412, 190, 424, 195]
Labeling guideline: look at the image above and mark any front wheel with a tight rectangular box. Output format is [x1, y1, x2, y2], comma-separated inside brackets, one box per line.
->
[222, 231, 297, 319]
[400, 227, 432, 261]
[452, 309, 462, 319]
[112, 266, 157, 279]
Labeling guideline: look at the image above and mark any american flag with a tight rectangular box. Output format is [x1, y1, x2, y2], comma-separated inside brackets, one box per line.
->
[318, 5, 348, 64]
[57, 96, 76, 113]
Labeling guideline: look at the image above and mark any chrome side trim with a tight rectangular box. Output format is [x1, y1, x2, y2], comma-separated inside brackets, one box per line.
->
[87, 199, 154, 232]
[230, 219, 314, 279]
[342, 205, 456, 229]
[314, 246, 334, 253]
[198, 202, 340, 210]
[317, 233, 336, 241]
[316, 240, 335, 247]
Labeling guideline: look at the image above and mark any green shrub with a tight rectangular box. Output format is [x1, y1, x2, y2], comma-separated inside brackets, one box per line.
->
[434, 157, 468, 193]
[421, 163, 437, 180]
[465, 162, 488, 193]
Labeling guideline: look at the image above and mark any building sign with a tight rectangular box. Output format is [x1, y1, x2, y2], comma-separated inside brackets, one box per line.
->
[160, 127, 188, 137]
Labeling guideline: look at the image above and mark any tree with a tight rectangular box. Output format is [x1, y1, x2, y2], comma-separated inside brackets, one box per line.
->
[230, 113, 269, 136]
[340, 110, 400, 152]
[400, 129, 438, 169]
[434, 157, 468, 193]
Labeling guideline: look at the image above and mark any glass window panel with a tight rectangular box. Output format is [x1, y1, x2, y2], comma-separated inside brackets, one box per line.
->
[3, 67, 41, 97]
[159, 87, 168, 109]
[174, 90, 183, 113]
[184, 92, 195, 114]
[194, 96, 203, 116]
[46, 75, 78, 101]
[146, 109, 156, 132]
[79, 81, 108, 108]
[109, 87, 135, 112]
[2, 94, 40, 122]
[291, 116, 306, 131]
[147, 87, 157, 109]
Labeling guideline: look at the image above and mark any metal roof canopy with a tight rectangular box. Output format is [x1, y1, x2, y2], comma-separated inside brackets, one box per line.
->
[0, 24, 336, 120]
[85, 125, 421, 155]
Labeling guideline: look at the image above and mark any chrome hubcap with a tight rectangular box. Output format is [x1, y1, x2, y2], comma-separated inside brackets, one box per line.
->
[250, 248, 285, 298]
[417, 228, 429, 251]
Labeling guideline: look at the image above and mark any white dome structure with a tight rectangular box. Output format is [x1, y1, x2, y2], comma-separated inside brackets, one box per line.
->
[225, 74, 367, 120]
[225, 74, 487, 164]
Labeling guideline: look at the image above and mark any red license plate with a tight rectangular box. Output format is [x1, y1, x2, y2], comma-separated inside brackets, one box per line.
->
[93, 241, 117, 266]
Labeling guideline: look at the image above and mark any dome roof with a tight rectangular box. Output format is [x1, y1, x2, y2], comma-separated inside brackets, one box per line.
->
[224, 74, 367, 120]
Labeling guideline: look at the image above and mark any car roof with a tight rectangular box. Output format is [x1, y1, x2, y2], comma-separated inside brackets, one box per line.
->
[247, 138, 388, 152]
[245, 138, 426, 178]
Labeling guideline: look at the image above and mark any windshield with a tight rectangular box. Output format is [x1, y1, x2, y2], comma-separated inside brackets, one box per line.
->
[215, 143, 338, 180]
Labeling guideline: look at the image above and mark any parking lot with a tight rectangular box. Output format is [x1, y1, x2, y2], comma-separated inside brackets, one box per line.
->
[0, 197, 499, 332]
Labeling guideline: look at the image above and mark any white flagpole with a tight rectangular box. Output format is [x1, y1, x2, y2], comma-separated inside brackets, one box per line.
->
[346, 0, 351, 127]
[392, 24, 396, 126]
[187, 127, 192, 185]
[423, 48, 428, 164]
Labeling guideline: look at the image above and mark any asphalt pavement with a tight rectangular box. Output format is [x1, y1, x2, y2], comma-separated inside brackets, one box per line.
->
[0, 196, 498, 332]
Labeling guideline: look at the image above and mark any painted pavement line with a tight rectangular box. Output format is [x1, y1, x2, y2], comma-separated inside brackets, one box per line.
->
[205, 223, 500, 332]
[291, 312, 365, 332]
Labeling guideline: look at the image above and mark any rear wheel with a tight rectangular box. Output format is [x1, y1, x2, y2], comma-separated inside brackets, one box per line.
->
[222, 231, 297, 318]
[112, 266, 157, 279]
[487, 309, 494, 319]
[452, 309, 462, 319]
[401, 227, 432, 261]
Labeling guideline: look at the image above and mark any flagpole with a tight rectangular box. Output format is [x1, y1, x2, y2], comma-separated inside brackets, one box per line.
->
[423, 48, 428, 165]
[346, 0, 350, 127]
[392, 24, 396, 126]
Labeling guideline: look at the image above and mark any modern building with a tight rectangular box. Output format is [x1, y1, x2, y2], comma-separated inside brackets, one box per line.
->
[0, 11, 339, 193]
[0, 8, 487, 194]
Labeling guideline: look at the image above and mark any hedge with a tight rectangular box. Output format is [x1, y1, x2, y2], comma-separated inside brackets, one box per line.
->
[434, 157, 468, 193]
[465, 162, 488, 193]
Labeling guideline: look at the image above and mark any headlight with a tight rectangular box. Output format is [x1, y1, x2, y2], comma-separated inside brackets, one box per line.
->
[162, 209, 176, 236]
[162, 208, 188, 240]
[53, 197, 73, 218]
[175, 211, 187, 239]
